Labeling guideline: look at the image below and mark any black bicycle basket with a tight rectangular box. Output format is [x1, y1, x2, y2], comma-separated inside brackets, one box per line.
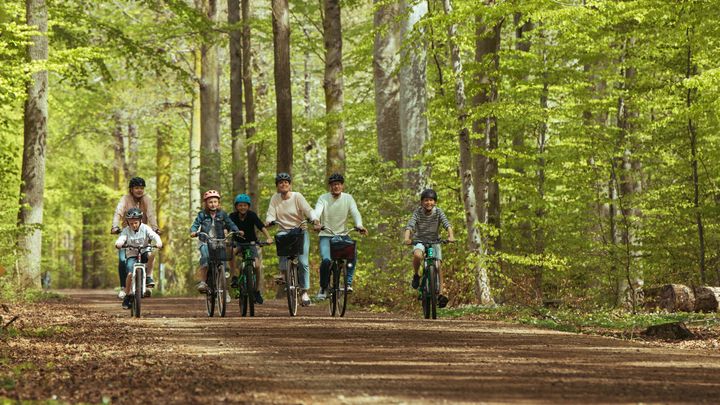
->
[330, 239, 356, 260]
[208, 239, 228, 261]
[275, 231, 304, 256]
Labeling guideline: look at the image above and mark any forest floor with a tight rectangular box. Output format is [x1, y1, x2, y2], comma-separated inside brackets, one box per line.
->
[2, 290, 720, 404]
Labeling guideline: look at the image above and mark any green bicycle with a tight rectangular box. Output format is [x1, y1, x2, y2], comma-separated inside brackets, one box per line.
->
[412, 239, 450, 319]
[235, 240, 271, 317]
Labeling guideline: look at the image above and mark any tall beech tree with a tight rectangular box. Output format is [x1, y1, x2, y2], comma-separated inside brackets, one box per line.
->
[322, 0, 346, 176]
[272, 0, 293, 174]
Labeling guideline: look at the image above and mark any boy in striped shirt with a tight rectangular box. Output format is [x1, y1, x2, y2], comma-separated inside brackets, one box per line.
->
[403, 189, 455, 307]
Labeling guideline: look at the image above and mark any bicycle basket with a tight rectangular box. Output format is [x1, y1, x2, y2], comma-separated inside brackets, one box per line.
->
[330, 239, 356, 260]
[275, 232, 304, 256]
[208, 239, 228, 261]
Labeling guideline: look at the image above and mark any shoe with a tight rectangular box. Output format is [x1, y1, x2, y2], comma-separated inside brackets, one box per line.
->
[230, 276, 239, 289]
[145, 276, 155, 288]
[117, 290, 126, 300]
[274, 275, 286, 285]
[143, 290, 152, 298]
[346, 285, 354, 293]
[197, 281, 208, 293]
[254, 291, 264, 304]
[122, 296, 131, 309]
[438, 294, 449, 308]
[411, 274, 420, 289]
[226, 292, 231, 303]
[315, 288, 327, 300]
[301, 292, 311, 306]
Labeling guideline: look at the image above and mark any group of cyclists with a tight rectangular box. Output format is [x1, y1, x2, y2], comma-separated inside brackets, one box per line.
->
[111, 172, 455, 311]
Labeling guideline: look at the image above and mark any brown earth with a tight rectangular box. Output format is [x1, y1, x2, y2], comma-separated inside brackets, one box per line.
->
[2, 289, 720, 404]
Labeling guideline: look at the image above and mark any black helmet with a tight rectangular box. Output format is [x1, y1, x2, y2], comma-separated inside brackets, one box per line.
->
[328, 173, 344, 184]
[420, 189, 438, 201]
[275, 172, 292, 185]
[129, 177, 146, 188]
[125, 208, 143, 219]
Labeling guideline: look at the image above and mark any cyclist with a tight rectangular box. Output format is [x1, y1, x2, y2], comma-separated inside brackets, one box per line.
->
[190, 190, 241, 293]
[265, 172, 317, 307]
[403, 189, 455, 308]
[115, 208, 162, 309]
[312, 173, 368, 299]
[111, 177, 159, 299]
[229, 193, 273, 304]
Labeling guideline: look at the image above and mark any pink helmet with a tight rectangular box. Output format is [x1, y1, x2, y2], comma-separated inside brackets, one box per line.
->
[203, 190, 221, 201]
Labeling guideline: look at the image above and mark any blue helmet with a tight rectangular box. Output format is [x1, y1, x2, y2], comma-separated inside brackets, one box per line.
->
[234, 193, 251, 206]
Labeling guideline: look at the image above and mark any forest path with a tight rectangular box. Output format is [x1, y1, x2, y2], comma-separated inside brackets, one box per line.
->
[6, 289, 720, 404]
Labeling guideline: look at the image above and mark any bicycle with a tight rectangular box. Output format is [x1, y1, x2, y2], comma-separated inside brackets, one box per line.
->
[411, 239, 450, 319]
[122, 243, 157, 318]
[195, 231, 240, 317]
[321, 227, 360, 317]
[268, 220, 307, 317]
[234, 239, 271, 317]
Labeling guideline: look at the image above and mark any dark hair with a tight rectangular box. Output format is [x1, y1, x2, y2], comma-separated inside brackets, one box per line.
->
[129, 177, 146, 188]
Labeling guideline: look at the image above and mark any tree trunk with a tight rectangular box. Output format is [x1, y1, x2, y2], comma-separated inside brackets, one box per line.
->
[156, 125, 172, 292]
[442, 0, 493, 305]
[399, 0, 429, 191]
[199, 0, 221, 192]
[127, 123, 139, 179]
[242, 0, 259, 208]
[323, 0, 346, 176]
[81, 210, 92, 289]
[373, 0, 402, 167]
[112, 113, 127, 190]
[693, 286, 720, 312]
[190, 48, 202, 212]
[17, 0, 48, 289]
[644, 284, 695, 312]
[272, 0, 293, 174]
[229, 0, 246, 196]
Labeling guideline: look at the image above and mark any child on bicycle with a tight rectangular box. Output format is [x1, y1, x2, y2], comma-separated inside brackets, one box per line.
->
[229, 193, 273, 304]
[190, 190, 241, 293]
[115, 208, 162, 309]
[403, 189, 455, 308]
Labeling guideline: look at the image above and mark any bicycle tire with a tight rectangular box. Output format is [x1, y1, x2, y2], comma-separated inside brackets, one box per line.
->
[329, 261, 338, 317]
[422, 266, 431, 319]
[248, 264, 256, 317]
[240, 264, 252, 317]
[286, 259, 298, 316]
[132, 268, 142, 318]
[206, 263, 216, 317]
[338, 261, 348, 317]
[429, 263, 438, 320]
[217, 264, 227, 317]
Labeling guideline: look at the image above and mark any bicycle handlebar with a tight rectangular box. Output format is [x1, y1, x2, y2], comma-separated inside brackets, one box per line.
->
[235, 240, 272, 247]
[410, 239, 453, 246]
[194, 231, 242, 242]
[320, 226, 361, 237]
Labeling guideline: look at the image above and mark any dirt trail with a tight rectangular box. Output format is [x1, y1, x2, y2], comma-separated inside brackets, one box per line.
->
[5, 289, 720, 404]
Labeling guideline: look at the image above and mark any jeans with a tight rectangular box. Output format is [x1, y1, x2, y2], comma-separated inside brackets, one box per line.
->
[278, 231, 310, 290]
[125, 252, 149, 275]
[319, 236, 356, 287]
[117, 249, 127, 288]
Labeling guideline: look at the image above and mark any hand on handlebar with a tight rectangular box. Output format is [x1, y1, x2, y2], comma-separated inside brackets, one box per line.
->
[357, 226, 369, 236]
[404, 238, 413, 245]
[111, 226, 121, 235]
[191, 232, 198, 238]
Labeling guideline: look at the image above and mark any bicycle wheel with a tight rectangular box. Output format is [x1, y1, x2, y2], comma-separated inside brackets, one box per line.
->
[206, 264, 216, 317]
[329, 261, 338, 317]
[240, 264, 252, 317]
[338, 261, 348, 317]
[132, 268, 142, 318]
[421, 267, 431, 319]
[248, 265, 256, 317]
[428, 264, 438, 320]
[286, 259, 298, 316]
[217, 264, 227, 317]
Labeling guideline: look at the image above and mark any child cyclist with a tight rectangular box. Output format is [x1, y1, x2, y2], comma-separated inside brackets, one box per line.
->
[190, 190, 241, 293]
[403, 189, 455, 308]
[115, 208, 162, 309]
[229, 193, 273, 304]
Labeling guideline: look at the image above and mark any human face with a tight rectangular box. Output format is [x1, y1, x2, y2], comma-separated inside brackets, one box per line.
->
[128, 218, 141, 231]
[205, 197, 220, 211]
[329, 181, 344, 197]
[276, 180, 291, 194]
[131, 186, 145, 199]
[235, 202, 250, 214]
[421, 197, 436, 212]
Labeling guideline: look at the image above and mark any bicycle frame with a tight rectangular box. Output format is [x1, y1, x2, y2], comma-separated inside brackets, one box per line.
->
[122, 244, 156, 318]
[412, 239, 448, 320]
[196, 231, 241, 317]
[321, 226, 360, 317]
[268, 220, 307, 316]
[235, 240, 270, 317]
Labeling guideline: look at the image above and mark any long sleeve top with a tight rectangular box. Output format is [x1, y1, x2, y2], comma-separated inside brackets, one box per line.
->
[112, 194, 158, 230]
[265, 192, 316, 231]
[313, 192, 363, 237]
[115, 223, 162, 256]
[190, 210, 240, 239]
[405, 206, 451, 242]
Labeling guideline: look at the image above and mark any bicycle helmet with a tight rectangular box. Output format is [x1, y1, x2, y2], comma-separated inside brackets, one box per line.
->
[275, 172, 292, 185]
[234, 193, 251, 206]
[420, 189, 438, 202]
[125, 207, 143, 219]
[203, 189, 221, 201]
[328, 173, 345, 184]
[128, 177, 146, 188]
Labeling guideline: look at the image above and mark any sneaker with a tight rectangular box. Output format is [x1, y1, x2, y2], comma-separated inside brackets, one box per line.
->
[438, 294, 449, 308]
[226, 292, 231, 303]
[346, 285, 354, 293]
[274, 275, 286, 285]
[301, 292, 311, 307]
[197, 281, 208, 293]
[145, 276, 155, 288]
[143, 289, 152, 298]
[254, 291, 264, 304]
[230, 276, 239, 289]
[122, 296, 132, 309]
[411, 274, 420, 289]
[117, 290, 126, 300]
[315, 288, 327, 300]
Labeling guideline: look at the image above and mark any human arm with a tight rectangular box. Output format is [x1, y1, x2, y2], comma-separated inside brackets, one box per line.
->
[312, 197, 325, 231]
[115, 232, 128, 249]
[111, 196, 126, 231]
[146, 225, 163, 249]
[446, 227, 455, 243]
[190, 212, 202, 237]
[261, 227, 273, 245]
[143, 195, 159, 232]
[265, 196, 277, 227]
[403, 228, 412, 245]
[348, 196, 367, 235]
